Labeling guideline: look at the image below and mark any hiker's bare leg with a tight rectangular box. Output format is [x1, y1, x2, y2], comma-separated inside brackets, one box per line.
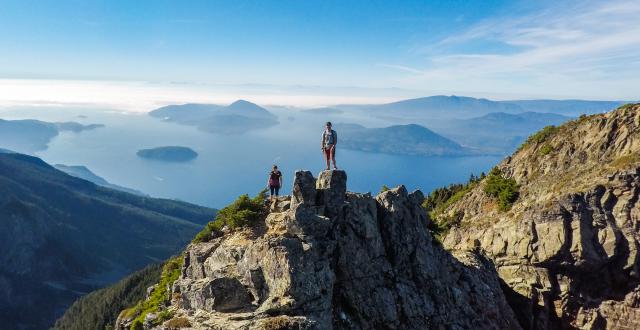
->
[331, 147, 338, 170]
[325, 149, 330, 170]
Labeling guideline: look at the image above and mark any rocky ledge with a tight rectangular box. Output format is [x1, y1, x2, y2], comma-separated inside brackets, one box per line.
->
[118, 170, 520, 329]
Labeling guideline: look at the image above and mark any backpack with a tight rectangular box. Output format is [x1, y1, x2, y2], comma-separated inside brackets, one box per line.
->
[324, 129, 336, 145]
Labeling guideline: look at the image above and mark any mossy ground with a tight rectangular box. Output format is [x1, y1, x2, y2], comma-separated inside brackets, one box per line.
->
[123, 256, 183, 329]
[193, 189, 267, 243]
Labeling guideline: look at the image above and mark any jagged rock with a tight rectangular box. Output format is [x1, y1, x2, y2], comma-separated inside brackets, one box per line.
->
[291, 170, 317, 208]
[139, 170, 520, 330]
[441, 104, 640, 329]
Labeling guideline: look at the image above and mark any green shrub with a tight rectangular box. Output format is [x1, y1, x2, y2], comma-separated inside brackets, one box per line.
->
[380, 185, 390, 193]
[126, 256, 184, 329]
[539, 144, 553, 156]
[483, 168, 519, 211]
[423, 173, 484, 240]
[193, 190, 267, 243]
[518, 125, 559, 151]
[427, 211, 463, 244]
[131, 320, 143, 330]
[423, 173, 483, 219]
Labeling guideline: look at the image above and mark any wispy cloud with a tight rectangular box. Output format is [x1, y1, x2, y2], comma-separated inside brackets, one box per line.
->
[386, 0, 640, 99]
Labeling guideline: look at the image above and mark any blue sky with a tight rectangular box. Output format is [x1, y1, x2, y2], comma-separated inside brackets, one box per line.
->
[0, 0, 638, 102]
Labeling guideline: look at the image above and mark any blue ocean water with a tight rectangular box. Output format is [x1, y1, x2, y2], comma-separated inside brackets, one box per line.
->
[1, 106, 502, 208]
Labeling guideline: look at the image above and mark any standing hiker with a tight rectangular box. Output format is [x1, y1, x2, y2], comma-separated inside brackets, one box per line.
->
[268, 165, 283, 202]
[321, 121, 338, 170]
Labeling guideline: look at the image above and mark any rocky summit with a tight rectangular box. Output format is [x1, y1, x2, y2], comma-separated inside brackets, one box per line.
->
[117, 170, 520, 329]
[440, 104, 640, 329]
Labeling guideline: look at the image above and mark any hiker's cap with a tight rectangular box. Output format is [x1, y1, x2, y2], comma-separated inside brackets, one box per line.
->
[326, 121, 332, 126]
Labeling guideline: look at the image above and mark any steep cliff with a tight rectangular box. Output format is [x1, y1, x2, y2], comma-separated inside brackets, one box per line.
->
[439, 104, 640, 329]
[117, 170, 520, 329]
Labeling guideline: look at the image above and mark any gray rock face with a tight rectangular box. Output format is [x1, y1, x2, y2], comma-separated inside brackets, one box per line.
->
[291, 170, 317, 208]
[440, 105, 640, 329]
[445, 169, 640, 329]
[142, 170, 520, 329]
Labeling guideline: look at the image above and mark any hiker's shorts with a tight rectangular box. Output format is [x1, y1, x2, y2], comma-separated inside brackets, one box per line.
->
[324, 146, 336, 159]
[270, 185, 280, 196]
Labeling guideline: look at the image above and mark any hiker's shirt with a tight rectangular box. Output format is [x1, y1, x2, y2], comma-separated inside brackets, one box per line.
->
[269, 171, 282, 187]
[322, 129, 337, 148]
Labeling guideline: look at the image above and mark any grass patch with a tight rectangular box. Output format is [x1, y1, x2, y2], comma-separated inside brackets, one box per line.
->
[483, 168, 519, 211]
[518, 125, 559, 151]
[539, 144, 553, 156]
[193, 189, 267, 243]
[380, 185, 390, 193]
[124, 256, 183, 329]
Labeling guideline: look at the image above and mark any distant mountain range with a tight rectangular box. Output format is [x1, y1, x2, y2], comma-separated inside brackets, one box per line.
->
[436, 112, 573, 153]
[54, 164, 146, 196]
[502, 99, 626, 116]
[0, 153, 214, 329]
[334, 123, 475, 156]
[150, 100, 278, 134]
[0, 119, 103, 153]
[336, 95, 626, 119]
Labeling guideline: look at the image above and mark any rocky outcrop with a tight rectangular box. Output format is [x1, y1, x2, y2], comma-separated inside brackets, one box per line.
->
[130, 170, 520, 329]
[441, 104, 640, 329]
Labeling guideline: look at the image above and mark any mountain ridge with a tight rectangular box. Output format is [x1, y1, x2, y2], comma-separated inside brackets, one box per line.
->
[115, 170, 520, 329]
[149, 100, 278, 134]
[437, 103, 640, 328]
[0, 152, 215, 329]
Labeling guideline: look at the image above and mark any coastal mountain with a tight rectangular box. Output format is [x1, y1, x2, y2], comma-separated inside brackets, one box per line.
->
[343, 95, 522, 119]
[136, 146, 198, 162]
[0, 119, 103, 153]
[0, 153, 215, 329]
[504, 99, 625, 116]
[149, 100, 278, 134]
[335, 123, 475, 156]
[54, 164, 146, 196]
[434, 104, 640, 328]
[115, 170, 519, 329]
[338, 95, 626, 119]
[438, 112, 572, 153]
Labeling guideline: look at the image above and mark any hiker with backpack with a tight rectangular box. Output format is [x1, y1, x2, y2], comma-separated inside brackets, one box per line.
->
[268, 165, 283, 202]
[321, 122, 338, 170]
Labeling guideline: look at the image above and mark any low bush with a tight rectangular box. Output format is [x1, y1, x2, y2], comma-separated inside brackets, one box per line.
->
[518, 125, 559, 151]
[539, 144, 553, 156]
[193, 189, 267, 243]
[126, 256, 183, 328]
[483, 168, 519, 211]
[423, 173, 484, 241]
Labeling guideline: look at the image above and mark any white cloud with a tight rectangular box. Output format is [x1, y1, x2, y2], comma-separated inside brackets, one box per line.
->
[388, 0, 640, 100]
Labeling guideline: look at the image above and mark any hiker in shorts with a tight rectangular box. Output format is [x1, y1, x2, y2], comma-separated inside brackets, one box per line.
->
[268, 165, 283, 202]
[321, 122, 338, 170]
